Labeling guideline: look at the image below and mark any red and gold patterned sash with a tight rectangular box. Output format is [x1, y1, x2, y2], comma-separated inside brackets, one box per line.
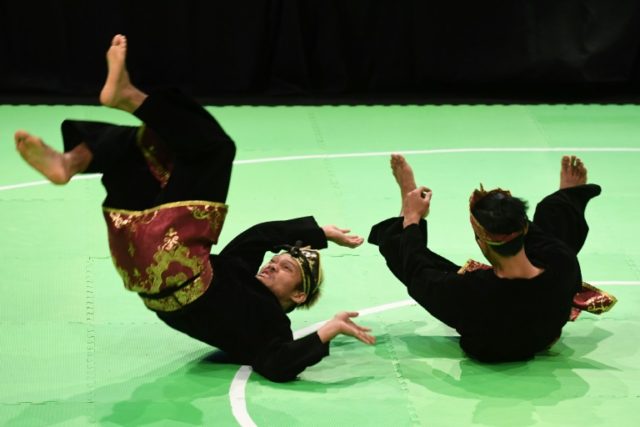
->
[103, 201, 228, 311]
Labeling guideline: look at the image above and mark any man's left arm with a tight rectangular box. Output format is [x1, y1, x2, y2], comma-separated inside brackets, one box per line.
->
[251, 311, 374, 382]
[251, 332, 330, 382]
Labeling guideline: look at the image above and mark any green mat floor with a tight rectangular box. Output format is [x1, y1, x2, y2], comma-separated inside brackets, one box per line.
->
[1, 104, 639, 426]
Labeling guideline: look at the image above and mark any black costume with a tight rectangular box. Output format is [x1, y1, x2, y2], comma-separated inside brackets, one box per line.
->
[369, 184, 601, 362]
[62, 90, 329, 382]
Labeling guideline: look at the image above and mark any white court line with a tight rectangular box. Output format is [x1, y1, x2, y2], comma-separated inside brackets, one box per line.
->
[4, 147, 640, 426]
[0, 173, 101, 192]
[230, 366, 257, 427]
[230, 279, 640, 427]
[591, 281, 640, 286]
[230, 299, 417, 427]
[234, 147, 640, 165]
[2, 146, 640, 192]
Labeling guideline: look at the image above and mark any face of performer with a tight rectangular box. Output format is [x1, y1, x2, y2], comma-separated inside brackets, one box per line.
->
[256, 253, 307, 310]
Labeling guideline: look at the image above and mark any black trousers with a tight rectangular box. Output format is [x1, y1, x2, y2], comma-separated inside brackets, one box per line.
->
[533, 183, 602, 254]
[61, 89, 236, 210]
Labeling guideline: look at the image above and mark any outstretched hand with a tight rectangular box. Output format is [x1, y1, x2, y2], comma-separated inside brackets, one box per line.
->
[317, 311, 376, 345]
[322, 225, 364, 248]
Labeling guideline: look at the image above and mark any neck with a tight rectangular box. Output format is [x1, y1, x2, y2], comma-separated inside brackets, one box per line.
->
[490, 249, 543, 279]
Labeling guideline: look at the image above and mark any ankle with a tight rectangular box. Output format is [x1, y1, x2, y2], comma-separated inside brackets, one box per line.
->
[63, 145, 93, 176]
[119, 90, 147, 113]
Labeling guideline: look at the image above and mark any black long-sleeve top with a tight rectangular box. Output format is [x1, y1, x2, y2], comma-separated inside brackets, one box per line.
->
[157, 216, 330, 382]
[369, 185, 600, 363]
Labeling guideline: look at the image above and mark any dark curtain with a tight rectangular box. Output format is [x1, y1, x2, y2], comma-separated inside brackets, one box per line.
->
[1, 0, 639, 103]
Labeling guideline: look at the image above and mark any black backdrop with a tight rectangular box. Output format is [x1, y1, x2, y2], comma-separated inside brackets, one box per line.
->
[1, 0, 640, 104]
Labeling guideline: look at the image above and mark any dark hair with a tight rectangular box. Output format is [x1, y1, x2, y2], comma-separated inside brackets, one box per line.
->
[284, 280, 322, 314]
[471, 192, 529, 256]
[295, 268, 324, 311]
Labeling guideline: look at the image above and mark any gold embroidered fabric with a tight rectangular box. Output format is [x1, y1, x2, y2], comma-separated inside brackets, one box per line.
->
[570, 282, 617, 320]
[103, 200, 228, 311]
[135, 125, 173, 187]
[457, 259, 493, 275]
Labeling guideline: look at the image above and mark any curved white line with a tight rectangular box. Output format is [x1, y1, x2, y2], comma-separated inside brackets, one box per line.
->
[230, 366, 258, 427]
[229, 278, 640, 426]
[3, 147, 640, 192]
[229, 299, 417, 427]
[5, 145, 640, 424]
[234, 146, 640, 165]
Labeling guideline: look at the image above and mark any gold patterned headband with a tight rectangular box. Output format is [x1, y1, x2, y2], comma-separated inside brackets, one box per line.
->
[469, 184, 527, 246]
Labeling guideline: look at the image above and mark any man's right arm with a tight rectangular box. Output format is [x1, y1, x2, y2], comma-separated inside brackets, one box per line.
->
[371, 216, 465, 328]
[218, 216, 328, 269]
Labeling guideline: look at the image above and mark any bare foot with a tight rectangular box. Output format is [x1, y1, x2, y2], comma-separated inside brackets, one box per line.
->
[390, 154, 417, 196]
[390, 154, 418, 214]
[15, 131, 71, 184]
[99, 34, 146, 112]
[560, 155, 588, 189]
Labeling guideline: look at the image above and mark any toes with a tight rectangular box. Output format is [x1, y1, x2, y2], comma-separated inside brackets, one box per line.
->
[576, 159, 587, 177]
[572, 158, 583, 173]
[112, 34, 126, 46]
[561, 155, 570, 172]
[390, 154, 401, 169]
[14, 131, 31, 149]
[14, 130, 28, 141]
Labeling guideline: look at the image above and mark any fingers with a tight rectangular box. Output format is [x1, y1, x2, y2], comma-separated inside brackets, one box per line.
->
[406, 188, 421, 198]
[349, 322, 372, 333]
[346, 235, 364, 247]
[407, 187, 432, 203]
[409, 186, 431, 195]
[350, 325, 376, 345]
[336, 311, 359, 319]
[334, 231, 364, 248]
[327, 225, 350, 233]
[355, 332, 376, 345]
[333, 312, 376, 344]
[419, 187, 433, 201]
[343, 321, 376, 344]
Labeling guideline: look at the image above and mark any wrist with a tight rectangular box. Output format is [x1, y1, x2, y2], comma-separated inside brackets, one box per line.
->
[402, 214, 421, 228]
[317, 320, 340, 343]
[321, 226, 335, 241]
